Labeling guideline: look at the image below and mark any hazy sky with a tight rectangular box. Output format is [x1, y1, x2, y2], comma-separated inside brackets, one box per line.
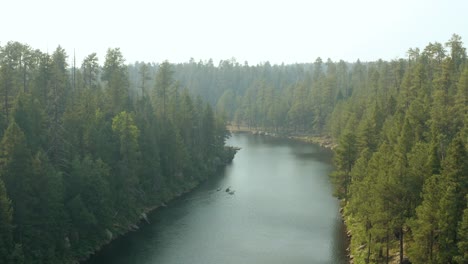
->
[1, 0, 467, 65]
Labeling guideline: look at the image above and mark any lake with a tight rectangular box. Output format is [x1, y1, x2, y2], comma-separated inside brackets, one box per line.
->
[86, 133, 347, 264]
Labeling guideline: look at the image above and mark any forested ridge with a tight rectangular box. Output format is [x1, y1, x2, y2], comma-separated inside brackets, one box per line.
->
[0, 43, 234, 263]
[127, 35, 468, 263]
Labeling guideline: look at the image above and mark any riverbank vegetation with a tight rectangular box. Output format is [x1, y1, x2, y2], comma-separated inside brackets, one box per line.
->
[329, 35, 468, 264]
[0, 43, 233, 263]
[1, 33, 467, 264]
[127, 35, 468, 263]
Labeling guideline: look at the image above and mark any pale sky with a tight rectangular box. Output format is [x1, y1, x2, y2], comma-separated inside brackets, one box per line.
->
[1, 0, 467, 66]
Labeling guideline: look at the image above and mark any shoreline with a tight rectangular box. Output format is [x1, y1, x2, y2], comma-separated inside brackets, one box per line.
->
[80, 151, 237, 264]
[229, 126, 349, 263]
[81, 134, 350, 263]
[227, 125, 336, 150]
[80, 183, 199, 263]
[340, 203, 353, 264]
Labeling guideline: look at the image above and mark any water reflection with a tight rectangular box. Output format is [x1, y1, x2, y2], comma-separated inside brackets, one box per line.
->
[86, 134, 346, 264]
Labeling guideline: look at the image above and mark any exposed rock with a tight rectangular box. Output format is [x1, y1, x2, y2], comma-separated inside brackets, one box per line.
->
[141, 212, 150, 224]
[358, 244, 366, 251]
[105, 229, 113, 240]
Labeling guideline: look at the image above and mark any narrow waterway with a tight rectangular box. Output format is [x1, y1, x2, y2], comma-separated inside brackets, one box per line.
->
[86, 133, 347, 264]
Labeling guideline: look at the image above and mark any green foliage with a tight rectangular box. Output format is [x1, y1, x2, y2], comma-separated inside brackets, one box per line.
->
[456, 196, 468, 263]
[0, 35, 466, 263]
[102, 48, 129, 114]
[0, 43, 234, 263]
[331, 36, 468, 263]
[331, 129, 357, 199]
[0, 179, 13, 263]
[12, 93, 46, 152]
[408, 174, 442, 264]
[81, 53, 100, 90]
[153, 60, 174, 119]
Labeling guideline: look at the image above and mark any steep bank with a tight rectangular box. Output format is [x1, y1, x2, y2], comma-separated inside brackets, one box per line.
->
[81, 146, 238, 263]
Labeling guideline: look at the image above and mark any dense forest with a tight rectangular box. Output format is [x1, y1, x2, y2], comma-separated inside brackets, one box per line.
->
[329, 35, 468, 264]
[1, 33, 467, 264]
[0, 43, 235, 263]
[127, 55, 354, 134]
[126, 35, 468, 263]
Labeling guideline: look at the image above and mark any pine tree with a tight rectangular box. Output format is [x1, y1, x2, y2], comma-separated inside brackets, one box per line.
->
[437, 135, 468, 262]
[28, 151, 66, 263]
[81, 53, 100, 90]
[456, 196, 468, 263]
[0, 179, 13, 264]
[111, 111, 141, 221]
[66, 156, 112, 256]
[47, 46, 69, 168]
[408, 174, 442, 264]
[347, 148, 373, 262]
[453, 67, 468, 131]
[153, 61, 174, 119]
[445, 34, 466, 78]
[138, 62, 151, 98]
[102, 48, 129, 114]
[0, 122, 32, 234]
[331, 129, 357, 200]
[0, 50, 15, 121]
[12, 93, 46, 153]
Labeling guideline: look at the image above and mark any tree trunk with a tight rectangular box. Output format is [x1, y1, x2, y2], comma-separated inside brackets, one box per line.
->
[367, 232, 371, 263]
[429, 230, 433, 262]
[386, 228, 389, 264]
[399, 227, 404, 264]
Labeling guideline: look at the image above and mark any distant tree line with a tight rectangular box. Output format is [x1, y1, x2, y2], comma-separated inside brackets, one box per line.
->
[128, 56, 356, 134]
[0, 43, 233, 263]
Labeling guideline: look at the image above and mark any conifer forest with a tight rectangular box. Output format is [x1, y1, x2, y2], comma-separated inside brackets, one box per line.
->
[0, 34, 467, 263]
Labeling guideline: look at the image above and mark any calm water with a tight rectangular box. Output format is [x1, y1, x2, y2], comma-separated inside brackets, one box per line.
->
[86, 134, 347, 264]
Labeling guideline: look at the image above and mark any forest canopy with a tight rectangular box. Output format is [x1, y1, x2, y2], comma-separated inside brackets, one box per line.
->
[142, 34, 467, 264]
[0, 33, 467, 264]
[0, 43, 233, 263]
